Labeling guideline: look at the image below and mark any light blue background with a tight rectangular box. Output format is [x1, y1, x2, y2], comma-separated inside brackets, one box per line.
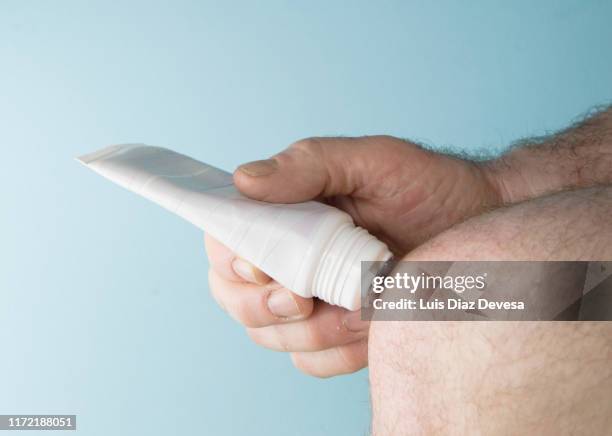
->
[1, 1, 610, 435]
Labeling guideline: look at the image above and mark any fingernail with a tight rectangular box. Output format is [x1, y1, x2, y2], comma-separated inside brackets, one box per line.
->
[238, 159, 278, 177]
[343, 310, 369, 333]
[267, 289, 301, 319]
[232, 258, 258, 283]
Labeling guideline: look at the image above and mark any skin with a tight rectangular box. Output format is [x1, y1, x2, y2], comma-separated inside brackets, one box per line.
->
[204, 108, 612, 428]
[206, 135, 502, 377]
[369, 186, 612, 435]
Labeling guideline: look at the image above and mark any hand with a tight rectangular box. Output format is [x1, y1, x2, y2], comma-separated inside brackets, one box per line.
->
[205, 136, 502, 377]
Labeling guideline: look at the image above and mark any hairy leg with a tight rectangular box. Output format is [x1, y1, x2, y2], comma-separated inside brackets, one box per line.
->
[369, 187, 612, 435]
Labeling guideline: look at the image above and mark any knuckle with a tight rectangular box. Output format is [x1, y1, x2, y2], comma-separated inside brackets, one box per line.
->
[304, 322, 326, 350]
[290, 353, 326, 378]
[247, 326, 290, 351]
[232, 295, 260, 327]
[290, 137, 324, 155]
[371, 134, 414, 152]
[271, 324, 291, 351]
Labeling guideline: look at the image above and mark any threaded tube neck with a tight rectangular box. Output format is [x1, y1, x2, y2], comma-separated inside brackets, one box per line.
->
[312, 223, 392, 310]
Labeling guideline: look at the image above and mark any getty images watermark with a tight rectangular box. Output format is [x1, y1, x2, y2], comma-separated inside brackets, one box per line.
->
[360, 261, 612, 321]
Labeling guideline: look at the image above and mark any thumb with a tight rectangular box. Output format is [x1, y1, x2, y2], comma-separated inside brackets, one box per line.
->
[233, 136, 407, 203]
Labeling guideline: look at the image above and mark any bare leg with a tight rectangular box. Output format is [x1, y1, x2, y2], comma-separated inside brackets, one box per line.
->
[370, 187, 612, 435]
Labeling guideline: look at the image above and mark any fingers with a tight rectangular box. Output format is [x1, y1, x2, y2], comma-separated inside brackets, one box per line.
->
[245, 303, 369, 352]
[204, 234, 271, 284]
[208, 269, 314, 328]
[290, 339, 368, 378]
[233, 135, 426, 203]
[205, 228, 370, 377]
[206, 234, 314, 327]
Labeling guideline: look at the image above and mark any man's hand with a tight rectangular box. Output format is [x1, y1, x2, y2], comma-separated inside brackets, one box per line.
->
[205, 136, 501, 377]
[204, 106, 612, 378]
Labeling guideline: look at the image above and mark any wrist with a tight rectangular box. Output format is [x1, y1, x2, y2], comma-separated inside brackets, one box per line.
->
[480, 139, 612, 205]
[482, 108, 612, 205]
[478, 149, 557, 205]
[478, 155, 534, 205]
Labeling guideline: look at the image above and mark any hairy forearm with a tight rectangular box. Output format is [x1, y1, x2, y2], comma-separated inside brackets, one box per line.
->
[370, 187, 612, 435]
[484, 106, 612, 204]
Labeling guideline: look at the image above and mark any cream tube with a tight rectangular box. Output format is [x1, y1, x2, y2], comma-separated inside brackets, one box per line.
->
[78, 144, 392, 310]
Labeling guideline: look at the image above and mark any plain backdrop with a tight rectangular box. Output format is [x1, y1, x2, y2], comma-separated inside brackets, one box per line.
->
[1, 1, 611, 435]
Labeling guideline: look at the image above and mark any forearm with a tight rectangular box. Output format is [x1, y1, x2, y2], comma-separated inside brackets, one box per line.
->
[483, 106, 612, 204]
[370, 187, 612, 435]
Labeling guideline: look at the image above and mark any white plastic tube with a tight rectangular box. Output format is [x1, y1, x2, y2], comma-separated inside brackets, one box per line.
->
[78, 144, 392, 310]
